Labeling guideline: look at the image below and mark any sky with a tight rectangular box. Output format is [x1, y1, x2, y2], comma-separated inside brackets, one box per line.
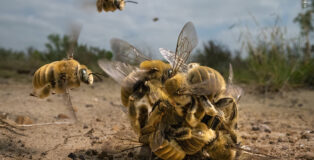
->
[0, 0, 305, 58]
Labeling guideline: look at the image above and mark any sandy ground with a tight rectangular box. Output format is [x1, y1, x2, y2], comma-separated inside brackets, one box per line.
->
[0, 78, 313, 160]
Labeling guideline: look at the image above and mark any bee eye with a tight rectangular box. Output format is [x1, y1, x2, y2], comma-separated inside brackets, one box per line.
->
[167, 69, 173, 77]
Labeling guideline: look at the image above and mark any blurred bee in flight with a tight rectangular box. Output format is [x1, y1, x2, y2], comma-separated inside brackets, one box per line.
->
[96, 0, 138, 12]
[31, 24, 94, 122]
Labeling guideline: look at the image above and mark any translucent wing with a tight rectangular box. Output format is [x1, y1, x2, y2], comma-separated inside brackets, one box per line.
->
[98, 59, 137, 85]
[67, 23, 82, 59]
[172, 22, 198, 75]
[226, 64, 243, 102]
[110, 38, 151, 65]
[159, 48, 188, 72]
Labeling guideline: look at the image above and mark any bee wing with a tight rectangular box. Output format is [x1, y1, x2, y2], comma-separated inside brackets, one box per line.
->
[63, 88, 78, 122]
[226, 64, 243, 102]
[98, 59, 138, 85]
[159, 48, 188, 72]
[66, 23, 82, 59]
[172, 22, 198, 74]
[110, 38, 151, 65]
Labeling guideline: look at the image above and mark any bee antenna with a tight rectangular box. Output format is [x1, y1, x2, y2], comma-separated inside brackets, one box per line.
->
[125, 1, 138, 4]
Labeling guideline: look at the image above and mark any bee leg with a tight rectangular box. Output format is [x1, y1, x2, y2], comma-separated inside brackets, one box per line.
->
[200, 96, 218, 116]
[128, 95, 141, 135]
[38, 85, 52, 98]
[185, 103, 199, 127]
[55, 73, 67, 94]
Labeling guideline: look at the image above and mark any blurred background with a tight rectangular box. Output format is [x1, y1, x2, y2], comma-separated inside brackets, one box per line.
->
[0, 0, 313, 91]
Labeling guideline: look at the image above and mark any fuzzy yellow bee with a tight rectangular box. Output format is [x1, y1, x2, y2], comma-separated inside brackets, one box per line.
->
[98, 38, 173, 136]
[31, 24, 94, 122]
[96, 0, 137, 12]
[32, 60, 93, 98]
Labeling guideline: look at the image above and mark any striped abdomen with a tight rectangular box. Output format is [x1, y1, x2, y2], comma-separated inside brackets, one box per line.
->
[187, 66, 226, 100]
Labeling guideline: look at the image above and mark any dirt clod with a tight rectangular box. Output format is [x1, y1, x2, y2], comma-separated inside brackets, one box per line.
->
[68, 153, 77, 160]
[85, 104, 93, 108]
[15, 115, 33, 124]
[57, 113, 69, 119]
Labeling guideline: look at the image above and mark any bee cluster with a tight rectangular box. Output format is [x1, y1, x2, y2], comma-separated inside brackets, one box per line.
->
[99, 22, 243, 160]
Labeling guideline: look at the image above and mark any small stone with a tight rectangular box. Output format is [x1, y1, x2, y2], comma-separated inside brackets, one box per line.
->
[260, 124, 271, 133]
[298, 103, 303, 107]
[301, 131, 311, 140]
[112, 125, 120, 132]
[15, 115, 33, 125]
[251, 126, 260, 131]
[85, 104, 94, 108]
[46, 99, 52, 102]
[83, 125, 88, 129]
[269, 141, 274, 144]
[278, 137, 283, 142]
[282, 146, 288, 150]
[68, 153, 77, 160]
[96, 118, 101, 122]
[103, 97, 107, 101]
[78, 155, 85, 160]
[57, 114, 69, 119]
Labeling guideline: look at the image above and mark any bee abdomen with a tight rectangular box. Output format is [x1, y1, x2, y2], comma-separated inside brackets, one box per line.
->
[33, 63, 49, 89]
[153, 140, 186, 160]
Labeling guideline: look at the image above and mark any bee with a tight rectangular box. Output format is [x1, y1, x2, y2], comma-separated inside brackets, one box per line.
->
[31, 24, 94, 122]
[98, 38, 172, 136]
[96, 0, 138, 12]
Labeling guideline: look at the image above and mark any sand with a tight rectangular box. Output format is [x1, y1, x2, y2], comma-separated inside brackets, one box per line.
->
[0, 78, 313, 160]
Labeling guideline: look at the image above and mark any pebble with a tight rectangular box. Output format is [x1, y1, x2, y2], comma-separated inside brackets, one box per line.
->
[260, 124, 271, 133]
[57, 114, 69, 119]
[85, 104, 94, 108]
[251, 126, 260, 131]
[85, 149, 98, 156]
[68, 153, 76, 160]
[15, 115, 33, 125]
[78, 155, 85, 160]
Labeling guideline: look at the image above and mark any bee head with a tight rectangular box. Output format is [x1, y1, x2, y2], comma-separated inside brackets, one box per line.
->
[139, 60, 171, 83]
[115, 0, 125, 10]
[79, 65, 93, 85]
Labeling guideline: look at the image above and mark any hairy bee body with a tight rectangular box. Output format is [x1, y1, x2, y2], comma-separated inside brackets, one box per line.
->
[32, 59, 93, 98]
[203, 131, 237, 160]
[97, 0, 125, 12]
[187, 65, 226, 100]
[149, 130, 186, 160]
[119, 60, 172, 139]
[175, 123, 216, 155]
[120, 60, 172, 107]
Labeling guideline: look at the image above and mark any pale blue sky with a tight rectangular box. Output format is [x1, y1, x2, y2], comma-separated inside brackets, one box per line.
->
[0, 0, 304, 58]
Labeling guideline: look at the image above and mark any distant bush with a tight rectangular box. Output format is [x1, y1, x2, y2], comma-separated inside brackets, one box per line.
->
[192, 41, 232, 76]
[0, 34, 112, 79]
[193, 21, 313, 91]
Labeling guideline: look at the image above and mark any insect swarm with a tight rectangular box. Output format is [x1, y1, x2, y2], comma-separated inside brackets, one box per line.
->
[31, 24, 94, 122]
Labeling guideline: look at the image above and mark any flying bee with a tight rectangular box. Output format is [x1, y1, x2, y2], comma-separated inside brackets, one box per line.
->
[96, 0, 138, 12]
[31, 24, 94, 122]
